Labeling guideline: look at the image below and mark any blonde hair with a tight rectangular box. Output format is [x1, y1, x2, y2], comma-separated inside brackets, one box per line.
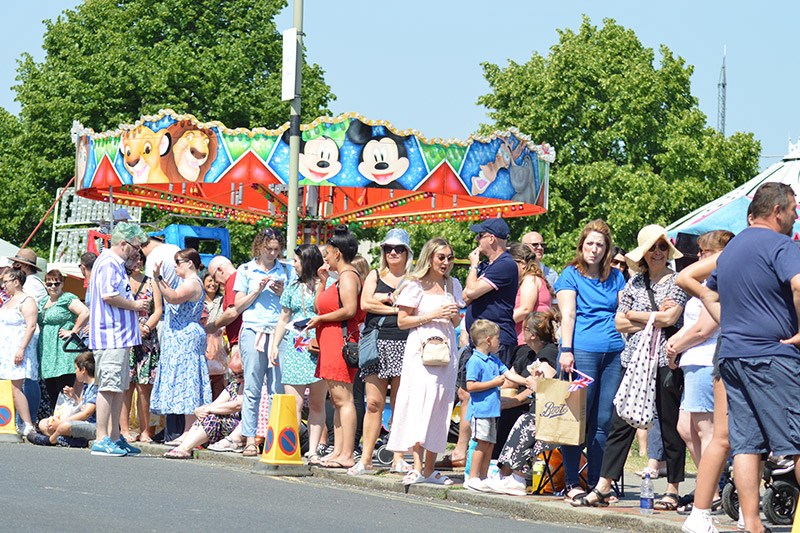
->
[470, 319, 500, 346]
[351, 255, 370, 280]
[567, 219, 613, 282]
[405, 237, 453, 283]
[509, 241, 554, 297]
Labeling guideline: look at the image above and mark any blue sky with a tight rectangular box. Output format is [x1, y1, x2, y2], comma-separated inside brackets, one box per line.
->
[2, 1, 798, 168]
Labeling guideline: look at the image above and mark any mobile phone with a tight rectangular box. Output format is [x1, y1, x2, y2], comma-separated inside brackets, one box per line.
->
[292, 318, 311, 332]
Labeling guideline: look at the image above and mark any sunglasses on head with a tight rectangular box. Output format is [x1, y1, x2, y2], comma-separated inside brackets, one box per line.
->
[382, 245, 407, 255]
[648, 241, 670, 253]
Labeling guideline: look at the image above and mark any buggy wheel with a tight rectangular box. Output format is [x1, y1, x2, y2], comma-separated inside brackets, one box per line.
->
[721, 481, 739, 522]
[763, 480, 799, 526]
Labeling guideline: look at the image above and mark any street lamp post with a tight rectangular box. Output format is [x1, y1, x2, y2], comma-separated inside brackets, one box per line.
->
[285, 0, 303, 260]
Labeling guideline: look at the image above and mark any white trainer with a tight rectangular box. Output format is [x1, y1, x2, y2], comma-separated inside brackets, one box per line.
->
[681, 510, 719, 533]
[486, 475, 527, 496]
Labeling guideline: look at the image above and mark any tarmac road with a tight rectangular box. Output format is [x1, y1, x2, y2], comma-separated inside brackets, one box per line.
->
[1, 443, 613, 533]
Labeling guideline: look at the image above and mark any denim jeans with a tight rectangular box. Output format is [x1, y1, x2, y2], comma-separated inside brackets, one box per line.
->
[239, 328, 283, 437]
[16, 378, 41, 427]
[560, 349, 623, 487]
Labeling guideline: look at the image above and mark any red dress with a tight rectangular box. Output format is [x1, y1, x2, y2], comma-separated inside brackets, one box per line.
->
[315, 277, 363, 383]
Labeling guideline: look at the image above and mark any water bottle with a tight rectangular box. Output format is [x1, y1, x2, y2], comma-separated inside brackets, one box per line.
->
[640, 473, 654, 515]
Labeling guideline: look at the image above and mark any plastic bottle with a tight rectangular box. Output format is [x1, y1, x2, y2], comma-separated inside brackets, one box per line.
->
[640, 473, 654, 515]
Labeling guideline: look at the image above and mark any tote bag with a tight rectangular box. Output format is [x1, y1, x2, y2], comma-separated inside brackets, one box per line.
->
[535, 374, 587, 446]
[613, 312, 661, 429]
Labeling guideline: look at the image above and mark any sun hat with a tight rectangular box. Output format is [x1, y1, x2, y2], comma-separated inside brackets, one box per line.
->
[469, 217, 510, 240]
[625, 224, 683, 271]
[8, 248, 40, 271]
[381, 228, 412, 253]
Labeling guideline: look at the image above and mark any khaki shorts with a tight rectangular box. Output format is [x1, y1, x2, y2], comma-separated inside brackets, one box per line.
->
[68, 420, 97, 440]
[94, 348, 131, 393]
[471, 417, 498, 444]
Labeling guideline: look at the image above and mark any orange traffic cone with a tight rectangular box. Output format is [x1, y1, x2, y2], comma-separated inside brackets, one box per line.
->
[254, 394, 310, 476]
[0, 380, 23, 443]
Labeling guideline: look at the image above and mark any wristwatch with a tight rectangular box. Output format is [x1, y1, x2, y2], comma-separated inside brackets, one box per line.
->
[156, 274, 163, 282]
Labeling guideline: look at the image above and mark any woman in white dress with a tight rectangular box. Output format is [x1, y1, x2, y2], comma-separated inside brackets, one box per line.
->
[387, 238, 464, 485]
[0, 268, 39, 437]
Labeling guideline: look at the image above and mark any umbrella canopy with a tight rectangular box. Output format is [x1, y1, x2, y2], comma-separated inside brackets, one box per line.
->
[667, 142, 800, 240]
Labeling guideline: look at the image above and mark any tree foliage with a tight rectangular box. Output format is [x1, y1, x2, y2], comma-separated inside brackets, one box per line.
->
[478, 16, 760, 267]
[0, 0, 334, 253]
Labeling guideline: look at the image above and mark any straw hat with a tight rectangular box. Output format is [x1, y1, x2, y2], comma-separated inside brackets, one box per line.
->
[8, 248, 40, 271]
[625, 224, 682, 272]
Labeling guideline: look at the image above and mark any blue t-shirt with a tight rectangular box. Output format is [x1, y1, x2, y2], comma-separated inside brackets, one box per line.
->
[553, 265, 626, 352]
[707, 227, 800, 359]
[466, 349, 508, 419]
[81, 382, 98, 424]
[465, 252, 519, 347]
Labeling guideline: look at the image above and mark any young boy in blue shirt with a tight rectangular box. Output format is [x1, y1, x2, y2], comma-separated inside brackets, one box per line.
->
[464, 319, 534, 492]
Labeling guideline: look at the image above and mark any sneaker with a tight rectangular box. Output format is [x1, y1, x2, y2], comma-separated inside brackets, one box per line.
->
[115, 436, 141, 456]
[27, 432, 54, 446]
[22, 423, 36, 438]
[90, 436, 127, 457]
[464, 477, 490, 492]
[681, 510, 719, 533]
[486, 475, 527, 496]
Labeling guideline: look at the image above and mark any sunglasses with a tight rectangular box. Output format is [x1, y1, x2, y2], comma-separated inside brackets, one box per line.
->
[648, 242, 670, 253]
[476, 232, 490, 242]
[610, 259, 627, 268]
[175, 258, 191, 265]
[382, 245, 407, 255]
[435, 253, 455, 262]
[45, 282, 62, 287]
[528, 242, 546, 249]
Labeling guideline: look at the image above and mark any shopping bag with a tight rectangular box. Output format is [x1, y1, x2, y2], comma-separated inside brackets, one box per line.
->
[613, 313, 660, 429]
[535, 375, 586, 446]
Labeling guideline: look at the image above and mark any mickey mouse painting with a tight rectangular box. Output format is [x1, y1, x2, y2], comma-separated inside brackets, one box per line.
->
[281, 130, 342, 183]
[346, 119, 411, 188]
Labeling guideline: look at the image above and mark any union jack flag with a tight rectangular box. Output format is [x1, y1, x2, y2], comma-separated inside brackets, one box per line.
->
[294, 335, 312, 352]
[568, 369, 594, 392]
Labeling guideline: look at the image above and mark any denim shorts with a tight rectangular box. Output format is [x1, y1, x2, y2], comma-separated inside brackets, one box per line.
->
[720, 356, 800, 457]
[680, 365, 715, 413]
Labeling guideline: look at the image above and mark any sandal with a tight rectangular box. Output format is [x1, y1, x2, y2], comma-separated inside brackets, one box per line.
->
[306, 454, 322, 466]
[402, 469, 424, 485]
[391, 459, 413, 473]
[163, 448, 192, 460]
[347, 462, 374, 476]
[242, 444, 260, 457]
[208, 437, 245, 453]
[571, 488, 614, 507]
[423, 471, 454, 485]
[653, 492, 680, 511]
[564, 485, 588, 502]
[635, 466, 665, 479]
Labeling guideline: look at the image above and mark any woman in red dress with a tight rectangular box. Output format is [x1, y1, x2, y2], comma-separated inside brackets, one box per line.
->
[307, 226, 362, 468]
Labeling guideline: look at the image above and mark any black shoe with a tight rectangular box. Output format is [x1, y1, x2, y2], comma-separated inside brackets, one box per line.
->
[27, 432, 54, 446]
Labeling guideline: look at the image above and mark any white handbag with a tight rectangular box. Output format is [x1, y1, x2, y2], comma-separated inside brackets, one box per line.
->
[613, 313, 661, 429]
[421, 337, 451, 366]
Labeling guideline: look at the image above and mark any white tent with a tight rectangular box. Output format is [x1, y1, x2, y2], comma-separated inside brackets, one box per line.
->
[668, 141, 800, 239]
[0, 238, 48, 272]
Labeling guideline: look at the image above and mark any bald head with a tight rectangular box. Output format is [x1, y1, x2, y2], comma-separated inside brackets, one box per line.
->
[208, 256, 236, 284]
[522, 231, 546, 260]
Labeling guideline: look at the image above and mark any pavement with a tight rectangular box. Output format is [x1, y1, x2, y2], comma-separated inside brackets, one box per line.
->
[131, 442, 774, 533]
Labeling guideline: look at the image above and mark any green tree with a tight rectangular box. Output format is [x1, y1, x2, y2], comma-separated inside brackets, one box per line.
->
[478, 16, 760, 266]
[0, 0, 334, 253]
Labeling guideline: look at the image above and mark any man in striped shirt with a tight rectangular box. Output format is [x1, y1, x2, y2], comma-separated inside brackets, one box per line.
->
[88, 222, 149, 457]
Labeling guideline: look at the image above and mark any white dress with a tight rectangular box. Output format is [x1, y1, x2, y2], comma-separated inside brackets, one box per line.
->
[0, 296, 39, 380]
[387, 278, 465, 454]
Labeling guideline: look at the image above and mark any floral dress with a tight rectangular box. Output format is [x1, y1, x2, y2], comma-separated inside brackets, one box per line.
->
[0, 296, 39, 381]
[278, 281, 320, 385]
[37, 292, 79, 380]
[194, 381, 242, 444]
[151, 277, 211, 415]
[130, 276, 160, 384]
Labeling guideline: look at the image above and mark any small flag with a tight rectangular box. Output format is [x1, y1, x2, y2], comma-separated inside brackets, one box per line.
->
[294, 335, 312, 352]
[568, 369, 594, 392]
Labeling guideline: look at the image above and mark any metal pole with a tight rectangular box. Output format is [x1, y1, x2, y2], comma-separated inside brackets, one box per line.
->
[286, 0, 303, 260]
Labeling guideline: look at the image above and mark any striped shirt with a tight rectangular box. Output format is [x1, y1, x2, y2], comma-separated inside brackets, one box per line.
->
[88, 249, 141, 350]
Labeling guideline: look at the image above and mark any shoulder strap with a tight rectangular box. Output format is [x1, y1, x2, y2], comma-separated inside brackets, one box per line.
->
[643, 274, 658, 312]
[133, 275, 149, 299]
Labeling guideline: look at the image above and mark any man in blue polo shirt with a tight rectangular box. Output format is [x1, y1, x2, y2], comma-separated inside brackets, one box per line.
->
[700, 182, 800, 533]
[463, 217, 519, 366]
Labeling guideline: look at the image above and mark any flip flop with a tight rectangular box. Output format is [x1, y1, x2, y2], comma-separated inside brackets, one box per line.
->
[306, 454, 323, 466]
[163, 449, 192, 459]
[423, 471, 454, 485]
[319, 460, 350, 469]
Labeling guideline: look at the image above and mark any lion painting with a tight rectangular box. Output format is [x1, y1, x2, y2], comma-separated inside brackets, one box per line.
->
[119, 125, 172, 184]
[161, 120, 218, 183]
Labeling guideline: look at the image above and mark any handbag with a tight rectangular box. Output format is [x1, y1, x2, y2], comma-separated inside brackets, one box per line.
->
[613, 312, 660, 429]
[421, 336, 451, 366]
[338, 275, 361, 369]
[358, 316, 384, 368]
[643, 274, 684, 391]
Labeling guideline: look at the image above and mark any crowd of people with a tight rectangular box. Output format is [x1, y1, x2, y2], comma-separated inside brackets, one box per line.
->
[3, 181, 800, 533]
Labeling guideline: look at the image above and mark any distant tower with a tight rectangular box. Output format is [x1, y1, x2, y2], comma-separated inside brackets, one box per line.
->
[717, 46, 727, 136]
